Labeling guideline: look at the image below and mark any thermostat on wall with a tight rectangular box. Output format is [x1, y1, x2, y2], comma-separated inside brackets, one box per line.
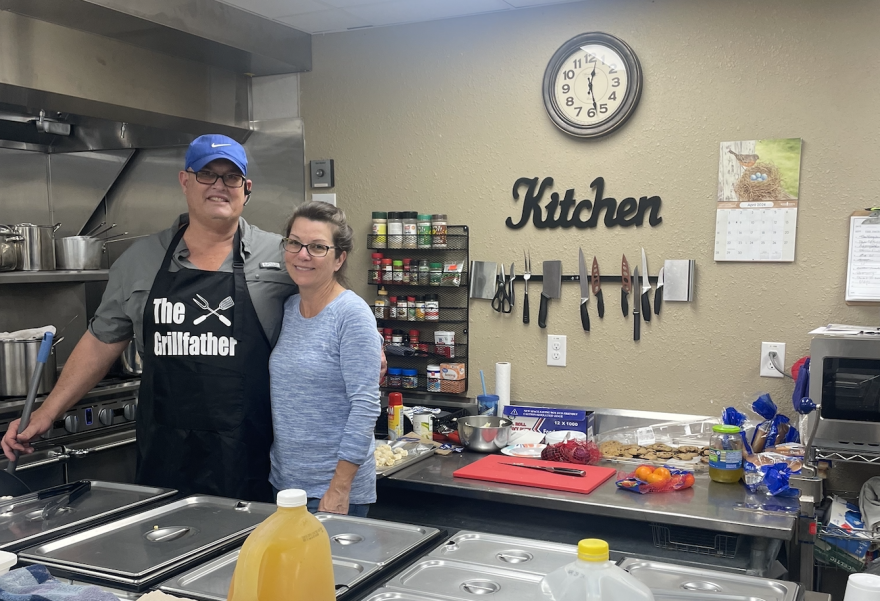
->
[310, 159, 335, 188]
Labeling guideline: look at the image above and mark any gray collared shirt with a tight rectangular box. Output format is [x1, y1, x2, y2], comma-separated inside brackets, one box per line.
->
[89, 214, 297, 353]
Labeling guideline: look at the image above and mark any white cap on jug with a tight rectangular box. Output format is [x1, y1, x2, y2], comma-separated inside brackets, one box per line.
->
[277, 489, 307, 508]
[844, 573, 880, 601]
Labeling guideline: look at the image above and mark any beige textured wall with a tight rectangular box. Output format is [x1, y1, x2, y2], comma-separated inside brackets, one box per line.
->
[299, 0, 880, 416]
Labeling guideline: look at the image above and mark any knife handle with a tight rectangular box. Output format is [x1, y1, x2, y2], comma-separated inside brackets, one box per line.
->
[654, 287, 662, 315]
[580, 301, 590, 332]
[538, 294, 548, 329]
[641, 292, 651, 323]
[633, 305, 640, 341]
[523, 291, 529, 324]
[596, 290, 604, 318]
[621, 289, 629, 317]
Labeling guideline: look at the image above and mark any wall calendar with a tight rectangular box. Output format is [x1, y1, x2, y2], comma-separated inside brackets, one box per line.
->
[714, 138, 803, 262]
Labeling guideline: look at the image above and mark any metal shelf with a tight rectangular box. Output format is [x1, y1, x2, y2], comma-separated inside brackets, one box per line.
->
[0, 270, 110, 284]
[812, 447, 880, 465]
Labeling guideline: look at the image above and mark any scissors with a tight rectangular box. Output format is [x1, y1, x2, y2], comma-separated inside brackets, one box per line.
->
[492, 264, 513, 313]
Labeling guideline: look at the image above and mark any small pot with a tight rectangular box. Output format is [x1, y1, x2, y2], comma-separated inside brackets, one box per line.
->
[456, 415, 513, 453]
[56, 236, 105, 270]
[14, 223, 60, 271]
[0, 226, 24, 271]
[0, 339, 57, 397]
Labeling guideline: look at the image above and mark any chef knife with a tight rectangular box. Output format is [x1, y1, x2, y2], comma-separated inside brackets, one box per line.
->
[640, 248, 651, 322]
[578, 248, 590, 331]
[591, 257, 604, 318]
[620, 254, 631, 317]
[632, 266, 640, 341]
[654, 267, 664, 316]
[500, 462, 586, 477]
[538, 260, 562, 329]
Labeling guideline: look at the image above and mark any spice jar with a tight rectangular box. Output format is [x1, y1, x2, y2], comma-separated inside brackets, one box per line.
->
[402, 258, 412, 284]
[392, 260, 404, 283]
[431, 214, 447, 248]
[402, 212, 418, 249]
[426, 364, 441, 392]
[402, 368, 418, 389]
[429, 262, 443, 286]
[388, 296, 397, 319]
[381, 258, 393, 283]
[417, 214, 433, 249]
[387, 367, 402, 388]
[383, 328, 393, 346]
[396, 296, 408, 320]
[391, 329, 404, 346]
[418, 260, 430, 286]
[370, 252, 383, 284]
[409, 329, 420, 349]
[371, 212, 387, 248]
[387, 212, 403, 249]
[425, 294, 440, 321]
[414, 296, 426, 321]
[406, 296, 417, 321]
[374, 287, 389, 319]
[708, 425, 744, 484]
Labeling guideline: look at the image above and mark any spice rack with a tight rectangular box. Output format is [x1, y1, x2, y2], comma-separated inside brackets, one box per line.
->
[368, 225, 469, 396]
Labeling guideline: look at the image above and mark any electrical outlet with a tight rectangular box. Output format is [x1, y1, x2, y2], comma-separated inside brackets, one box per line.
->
[760, 342, 786, 378]
[547, 334, 567, 367]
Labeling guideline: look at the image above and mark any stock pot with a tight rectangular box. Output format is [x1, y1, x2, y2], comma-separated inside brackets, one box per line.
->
[56, 236, 104, 270]
[14, 223, 60, 271]
[0, 339, 57, 397]
[0, 226, 23, 271]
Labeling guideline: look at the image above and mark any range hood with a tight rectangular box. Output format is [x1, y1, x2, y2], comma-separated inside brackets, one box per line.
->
[0, 0, 311, 76]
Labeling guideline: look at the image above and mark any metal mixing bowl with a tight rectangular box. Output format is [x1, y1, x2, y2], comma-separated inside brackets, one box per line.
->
[456, 415, 513, 453]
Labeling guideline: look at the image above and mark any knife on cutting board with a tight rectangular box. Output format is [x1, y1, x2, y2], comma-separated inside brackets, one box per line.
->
[632, 266, 640, 341]
[500, 462, 586, 477]
[591, 257, 604, 318]
[654, 267, 664, 315]
[640, 248, 651, 322]
[621, 254, 631, 317]
[538, 260, 562, 329]
[578, 248, 590, 332]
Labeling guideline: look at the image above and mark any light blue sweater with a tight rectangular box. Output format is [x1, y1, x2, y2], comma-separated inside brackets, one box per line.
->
[268, 290, 382, 504]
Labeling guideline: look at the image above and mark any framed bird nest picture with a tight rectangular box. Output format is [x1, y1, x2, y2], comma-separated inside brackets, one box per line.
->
[714, 138, 803, 262]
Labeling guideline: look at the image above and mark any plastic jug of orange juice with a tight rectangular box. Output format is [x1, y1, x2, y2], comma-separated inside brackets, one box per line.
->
[540, 539, 654, 601]
[227, 489, 335, 601]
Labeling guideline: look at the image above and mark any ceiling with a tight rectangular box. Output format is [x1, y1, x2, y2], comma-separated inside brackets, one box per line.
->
[217, 0, 583, 34]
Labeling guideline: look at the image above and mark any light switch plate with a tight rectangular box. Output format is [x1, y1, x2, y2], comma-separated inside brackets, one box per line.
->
[310, 159, 334, 188]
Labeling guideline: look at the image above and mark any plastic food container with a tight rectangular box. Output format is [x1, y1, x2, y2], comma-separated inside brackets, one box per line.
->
[0, 550, 16, 574]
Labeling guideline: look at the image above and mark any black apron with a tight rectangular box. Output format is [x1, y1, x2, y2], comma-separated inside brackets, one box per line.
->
[137, 223, 273, 501]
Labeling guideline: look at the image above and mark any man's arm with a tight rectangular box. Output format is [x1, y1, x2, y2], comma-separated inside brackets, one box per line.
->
[1, 332, 129, 461]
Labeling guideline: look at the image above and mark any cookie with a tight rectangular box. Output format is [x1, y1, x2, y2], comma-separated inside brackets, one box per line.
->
[700, 455, 710, 463]
[675, 453, 696, 461]
[677, 445, 702, 454]
[655, 451, 674, 459]
[651, 444, 673, 452]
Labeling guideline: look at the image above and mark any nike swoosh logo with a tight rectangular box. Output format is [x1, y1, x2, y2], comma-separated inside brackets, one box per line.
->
[211, 143, 231, 148]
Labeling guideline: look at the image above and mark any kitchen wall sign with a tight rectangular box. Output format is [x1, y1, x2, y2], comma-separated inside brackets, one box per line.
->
[506, 176, 662, 230]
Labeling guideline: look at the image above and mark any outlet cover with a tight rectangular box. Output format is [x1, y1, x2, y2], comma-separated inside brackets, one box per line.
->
[760, 342, 786, 378]
[547, 334, 567, 367]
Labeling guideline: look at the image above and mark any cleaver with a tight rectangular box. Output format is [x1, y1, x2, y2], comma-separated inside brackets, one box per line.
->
[538, 260, 562, 329]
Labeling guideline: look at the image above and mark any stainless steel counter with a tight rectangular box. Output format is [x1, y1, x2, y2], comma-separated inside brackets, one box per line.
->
[384, 453, 796, 541]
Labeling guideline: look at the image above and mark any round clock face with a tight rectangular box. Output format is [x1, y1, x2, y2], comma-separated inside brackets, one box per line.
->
[543, 33, 642, 138]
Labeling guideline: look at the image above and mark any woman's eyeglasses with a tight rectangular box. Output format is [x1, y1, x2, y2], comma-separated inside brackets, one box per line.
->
[281, 238, 336, 257]
[188, 170, 246, 188]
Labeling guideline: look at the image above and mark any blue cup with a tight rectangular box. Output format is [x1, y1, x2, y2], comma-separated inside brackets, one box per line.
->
[477, 394, 500, 416]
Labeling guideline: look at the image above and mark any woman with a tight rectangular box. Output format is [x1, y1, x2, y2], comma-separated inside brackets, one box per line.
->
[269, 201, 382, 516]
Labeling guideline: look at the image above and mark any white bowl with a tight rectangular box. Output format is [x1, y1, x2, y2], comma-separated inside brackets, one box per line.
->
[544, 430, 587, 445]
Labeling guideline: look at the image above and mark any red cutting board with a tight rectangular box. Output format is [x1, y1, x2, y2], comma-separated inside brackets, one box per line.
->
[453, 455, 616, 494]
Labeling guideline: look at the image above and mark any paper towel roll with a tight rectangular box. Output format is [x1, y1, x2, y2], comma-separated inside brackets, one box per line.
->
[495, 362, 511, 416]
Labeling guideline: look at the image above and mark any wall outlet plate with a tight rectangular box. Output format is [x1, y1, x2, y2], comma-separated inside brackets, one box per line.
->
[760, 342, 785, 378]
[310, 159, 334, 188]
[547, 334, 566, 367]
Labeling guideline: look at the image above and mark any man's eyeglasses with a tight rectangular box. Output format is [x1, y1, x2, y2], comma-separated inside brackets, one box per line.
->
[281, 238, 336, 257]
[188, 169, 246, 188]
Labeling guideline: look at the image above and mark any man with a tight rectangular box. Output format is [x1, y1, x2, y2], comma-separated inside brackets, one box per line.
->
[2, 135, 296, 502]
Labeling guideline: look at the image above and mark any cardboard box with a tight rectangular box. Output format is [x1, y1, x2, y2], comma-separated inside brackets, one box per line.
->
[440, 363, 466, 380]
[501, 405, 595, 439]
[820, 496, 871, 559]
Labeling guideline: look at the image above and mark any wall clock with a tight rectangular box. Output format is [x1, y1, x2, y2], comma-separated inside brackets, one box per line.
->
[542, 32, 642, 138]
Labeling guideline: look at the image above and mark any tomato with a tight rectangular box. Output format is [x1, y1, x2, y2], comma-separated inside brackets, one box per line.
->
[652, 467, 672, 481]
[634, 465, 654, 482]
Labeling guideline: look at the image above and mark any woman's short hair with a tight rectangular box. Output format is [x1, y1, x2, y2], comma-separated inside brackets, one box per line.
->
[284, 201, 354, 286]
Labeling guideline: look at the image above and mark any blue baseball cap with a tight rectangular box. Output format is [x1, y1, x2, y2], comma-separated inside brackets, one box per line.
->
[185, 134, 248, 175]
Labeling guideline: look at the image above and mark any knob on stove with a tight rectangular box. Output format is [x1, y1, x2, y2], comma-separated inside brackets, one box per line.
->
[123, 402, 137, 421]
[99, 408, 114, 426]
[64, 415, 79, 434]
